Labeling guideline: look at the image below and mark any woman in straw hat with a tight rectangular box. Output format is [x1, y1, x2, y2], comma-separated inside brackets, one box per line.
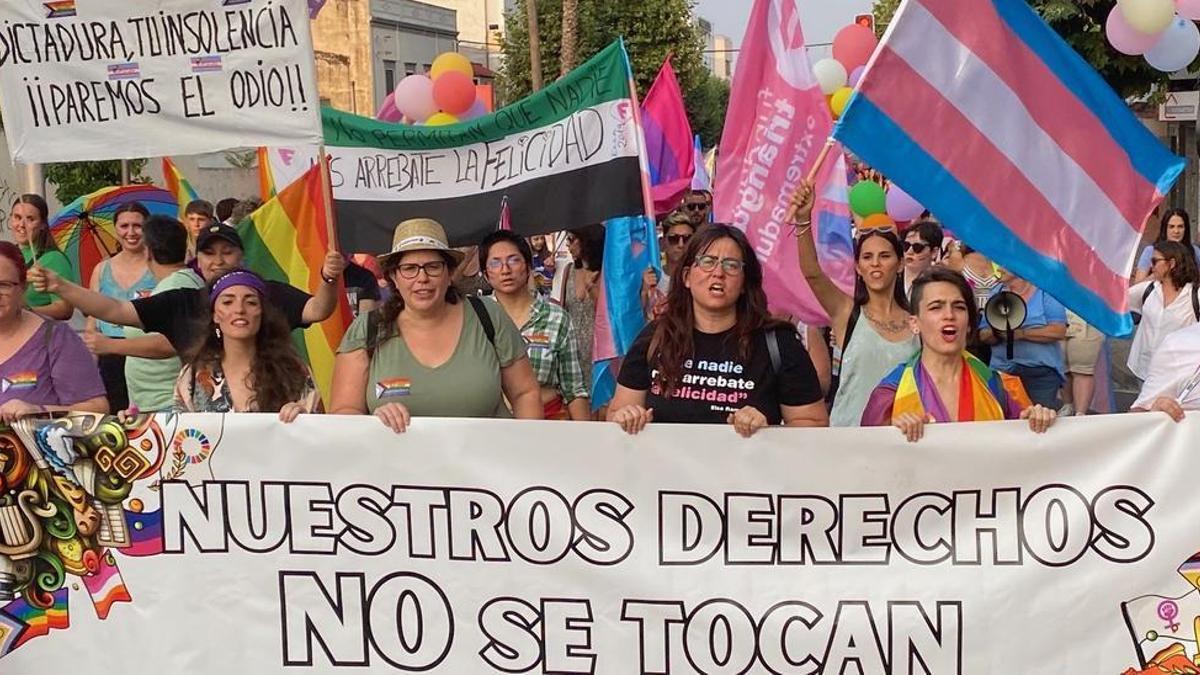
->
[330, 219, 543, 432]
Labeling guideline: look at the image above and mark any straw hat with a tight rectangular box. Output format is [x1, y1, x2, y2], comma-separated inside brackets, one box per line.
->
[376, 218, 464, 268]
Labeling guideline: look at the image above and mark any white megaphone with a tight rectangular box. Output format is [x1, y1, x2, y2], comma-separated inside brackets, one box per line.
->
[985, 291, 1028, 360]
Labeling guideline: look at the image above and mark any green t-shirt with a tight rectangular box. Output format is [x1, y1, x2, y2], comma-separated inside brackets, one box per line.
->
[124, 268, 205, 412]
[339, 299, 526, 416]
[21, 246, 74, 308]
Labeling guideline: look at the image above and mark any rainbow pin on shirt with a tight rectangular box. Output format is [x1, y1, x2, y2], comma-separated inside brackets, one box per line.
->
[0, 372, 38, 394]
[375, 378, 411, 399]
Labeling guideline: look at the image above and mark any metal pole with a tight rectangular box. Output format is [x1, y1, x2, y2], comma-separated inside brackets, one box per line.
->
[120, 159, 131, 186]
[21, 163, 44, 197]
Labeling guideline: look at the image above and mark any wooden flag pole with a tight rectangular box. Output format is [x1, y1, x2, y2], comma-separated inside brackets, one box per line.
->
[317, 142, 339, 252]
[784, 137, 837, 224]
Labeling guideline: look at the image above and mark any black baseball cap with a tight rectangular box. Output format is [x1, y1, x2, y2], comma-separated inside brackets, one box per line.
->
[195, 223, 244, 252]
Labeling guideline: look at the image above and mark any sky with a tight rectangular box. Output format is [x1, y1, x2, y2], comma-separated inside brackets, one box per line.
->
[694, 0, 874, 63]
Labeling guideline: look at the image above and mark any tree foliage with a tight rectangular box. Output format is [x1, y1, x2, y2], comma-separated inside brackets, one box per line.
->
[500, 0, 726, 145]
[873, 0, 1166, 99]
[44, 160, 148, 205]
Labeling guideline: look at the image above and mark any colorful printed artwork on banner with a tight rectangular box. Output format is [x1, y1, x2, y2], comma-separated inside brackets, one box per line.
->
[0, 413, 205, 657]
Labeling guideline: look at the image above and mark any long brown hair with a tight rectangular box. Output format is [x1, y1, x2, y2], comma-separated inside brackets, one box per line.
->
[187, 285, 310, 412]
[649, 224, 786, 395]
[12, 194, 60, 254]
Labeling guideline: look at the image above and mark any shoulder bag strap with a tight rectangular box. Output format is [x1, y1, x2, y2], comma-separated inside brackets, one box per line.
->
[467, 296, 496, 346]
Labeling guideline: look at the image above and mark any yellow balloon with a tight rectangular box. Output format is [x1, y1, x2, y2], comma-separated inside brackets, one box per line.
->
[430, 52, 474, 81]
[830, 87, 854, 118]
[425, 112, 460, 127]
[1118, 0, 1175, 35]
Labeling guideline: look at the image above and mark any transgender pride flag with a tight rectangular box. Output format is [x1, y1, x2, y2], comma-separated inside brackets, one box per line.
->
[835, 0, 1185, 338]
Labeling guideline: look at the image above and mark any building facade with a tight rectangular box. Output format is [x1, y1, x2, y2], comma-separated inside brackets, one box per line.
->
[371, 0, 458, 110]
[422, 0, 508, 73]
[695, 16, 715, 74]
[712, 34, 734, 81]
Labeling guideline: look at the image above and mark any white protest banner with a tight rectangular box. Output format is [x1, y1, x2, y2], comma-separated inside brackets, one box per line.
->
[0, 0, 322, 163]
[0, 412, 1198, 674]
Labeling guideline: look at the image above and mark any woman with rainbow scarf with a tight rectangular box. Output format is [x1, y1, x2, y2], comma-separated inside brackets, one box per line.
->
[860, 268, 1057, 442]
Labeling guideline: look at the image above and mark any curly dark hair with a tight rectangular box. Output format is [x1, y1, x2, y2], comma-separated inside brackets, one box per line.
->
[649, 224, 787, 395]
[186, 285, 311, 412]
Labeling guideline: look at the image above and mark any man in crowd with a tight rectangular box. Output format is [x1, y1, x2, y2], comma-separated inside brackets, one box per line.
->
[902, 220, 944, 295]
[1132, 321, 1200, 422]
[29, 222, 345, 360]
[681, 189, 712, 228]
[121, 216, 204, 411]
[643, 210, 697, 318]
[183, 200, 214, 242]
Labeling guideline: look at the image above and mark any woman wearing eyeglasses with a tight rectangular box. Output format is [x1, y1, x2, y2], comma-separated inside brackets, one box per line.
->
[1126, 240, 1200, 383]
[480, 230, 590, 420]
[790, 179, 918, 427]
[609, 224, 828, 436]
[330, 219, 543, 433]
[0, 242, 107, 422]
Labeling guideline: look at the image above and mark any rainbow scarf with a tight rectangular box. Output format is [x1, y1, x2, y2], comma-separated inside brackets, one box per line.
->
[887, 351, 1030, 423]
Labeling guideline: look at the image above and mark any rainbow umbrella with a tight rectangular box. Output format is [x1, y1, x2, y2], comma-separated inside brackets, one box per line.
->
[49, 185, 178, 285]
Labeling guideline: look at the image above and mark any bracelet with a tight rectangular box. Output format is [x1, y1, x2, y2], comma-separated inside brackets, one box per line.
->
[793, 222, 812, 238]
[321, 272, 336, 284]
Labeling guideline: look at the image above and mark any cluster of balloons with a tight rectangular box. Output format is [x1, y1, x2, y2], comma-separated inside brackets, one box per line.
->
[376, 52, 489, 126]
[849, 180, 925, 224]
[813, 23, 879, 119]
[1107, 0, 1200, 73]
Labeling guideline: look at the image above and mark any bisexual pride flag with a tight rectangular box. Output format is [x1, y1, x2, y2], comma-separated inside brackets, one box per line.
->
[641, 57, 694, 216]
[834, 0, 1185, 337]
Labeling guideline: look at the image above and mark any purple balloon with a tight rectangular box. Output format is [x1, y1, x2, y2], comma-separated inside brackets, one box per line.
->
[461, 99, 488, 121]
[1106, 5, 1161, 56]
[848, 65, 866, 88]
[394, 74, 437, 123]
[886, 185, 924, 222]
[376, 92, 403, 123]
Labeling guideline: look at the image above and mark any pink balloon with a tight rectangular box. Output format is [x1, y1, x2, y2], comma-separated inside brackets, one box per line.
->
[848, 65, 866, 88]
[1179, 0, 1200, 20]
[1107, 5, 1162, 55]
[376, 92, 403, 123]
[394, 74, 437, 122]
[886, 185, 924, 222]
[832, 24, 878, 72]
[432, 71, 476, 116]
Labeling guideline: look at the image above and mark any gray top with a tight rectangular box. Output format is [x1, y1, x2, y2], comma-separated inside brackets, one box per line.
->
[829, 311, 919, 427]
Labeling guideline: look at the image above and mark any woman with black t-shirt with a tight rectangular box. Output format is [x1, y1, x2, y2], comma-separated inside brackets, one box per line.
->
[610, 224, 828, 437]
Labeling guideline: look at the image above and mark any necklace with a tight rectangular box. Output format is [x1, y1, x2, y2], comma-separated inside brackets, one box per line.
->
[863, 308, 908, 333]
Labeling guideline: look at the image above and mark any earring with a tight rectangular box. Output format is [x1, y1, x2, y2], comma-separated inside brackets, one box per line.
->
[215, 327, 222, 339]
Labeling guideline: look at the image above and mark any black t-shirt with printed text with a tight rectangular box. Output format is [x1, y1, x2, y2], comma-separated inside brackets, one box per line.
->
[618, 323, 823, 425]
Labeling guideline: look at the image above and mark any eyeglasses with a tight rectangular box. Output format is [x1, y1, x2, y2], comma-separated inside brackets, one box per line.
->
[0, 281, 20, 295]
[395, 261, 448, 279]
[694, 255, 745, 275]
[684, 203, 708, 212]
[903, 241, 930, 254]
[667, 234, 691, 245]
[486, 255, 524, 271]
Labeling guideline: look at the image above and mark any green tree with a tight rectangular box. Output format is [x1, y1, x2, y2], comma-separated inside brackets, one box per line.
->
[44, 160, 148, 205]
[873, 0, 1167, 98]
[500, 0, 717, 136]
[686, 72, 730, 148]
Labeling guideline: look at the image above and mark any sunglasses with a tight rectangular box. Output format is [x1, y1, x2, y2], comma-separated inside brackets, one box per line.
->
[902, 241, 931, 254]
[684, 203, 708, 211]
[667, 233, 692, 245]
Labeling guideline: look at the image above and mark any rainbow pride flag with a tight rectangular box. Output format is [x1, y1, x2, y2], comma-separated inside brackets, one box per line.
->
[162, 157, 200, 220]
[237, 164, 353, 404]
[257, 147, 277, 201]
[2, 588, 69, 649]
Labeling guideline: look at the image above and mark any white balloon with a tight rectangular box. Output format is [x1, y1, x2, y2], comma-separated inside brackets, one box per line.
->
[813, 58, 848, 95]
[1145, 16, 1200, 72]
[1118, 0, 1177, 34]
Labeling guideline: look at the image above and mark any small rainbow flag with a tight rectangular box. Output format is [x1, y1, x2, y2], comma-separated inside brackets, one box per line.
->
[2, 589, 69, 649]
[238, 163, 353, 405]
[0, 372, 38, 394]
[257, 147, 278, 201]
[375, 378, 411, 399]
[162, 157, 200, 220]
[43, 1, 75, 18]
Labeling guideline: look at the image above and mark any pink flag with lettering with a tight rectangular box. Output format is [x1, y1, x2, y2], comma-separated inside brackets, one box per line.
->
[714, 0, 852, 325]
